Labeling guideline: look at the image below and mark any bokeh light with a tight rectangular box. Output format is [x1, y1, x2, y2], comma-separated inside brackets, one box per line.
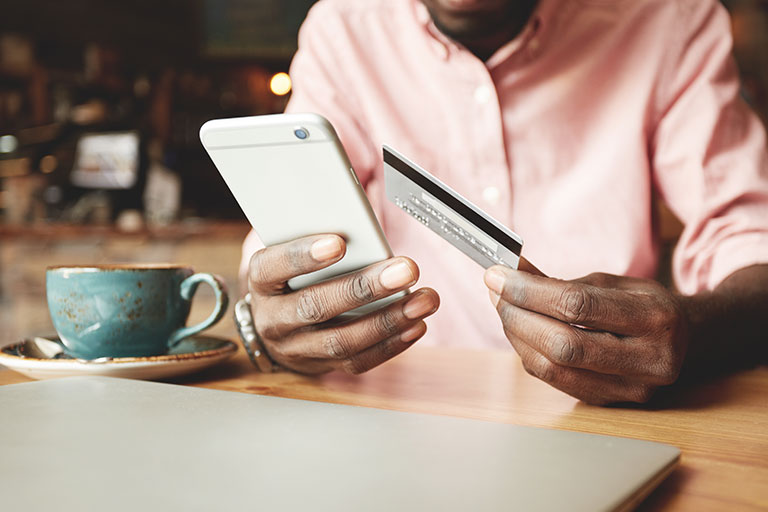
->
[269, 72, 292, 96]
[40, 155, 58, 173]
[0, 135, 19, 154]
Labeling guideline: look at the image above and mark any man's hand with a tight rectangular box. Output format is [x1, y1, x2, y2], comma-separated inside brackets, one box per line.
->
[483, 266, 688, 405]
[248, 234, 440, 375]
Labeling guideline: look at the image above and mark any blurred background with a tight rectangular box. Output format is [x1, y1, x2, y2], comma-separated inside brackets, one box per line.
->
[0, 0, 317, 226]
[0, 0, 766, 342]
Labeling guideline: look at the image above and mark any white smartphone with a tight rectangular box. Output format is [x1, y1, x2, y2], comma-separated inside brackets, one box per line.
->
[200, 113, 402, 314]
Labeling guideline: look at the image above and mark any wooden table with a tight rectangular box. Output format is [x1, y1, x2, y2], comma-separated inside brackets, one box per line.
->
[1, 345, 766, 511]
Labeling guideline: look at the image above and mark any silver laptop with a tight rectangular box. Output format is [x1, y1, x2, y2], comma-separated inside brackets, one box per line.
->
[0, 377, 678, 511]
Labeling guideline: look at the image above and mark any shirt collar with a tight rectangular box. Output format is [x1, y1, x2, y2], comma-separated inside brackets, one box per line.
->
[411, 0, 557, 65]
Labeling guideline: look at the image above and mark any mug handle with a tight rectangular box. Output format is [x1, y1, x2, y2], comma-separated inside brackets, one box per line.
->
[167, 273, 230, 349]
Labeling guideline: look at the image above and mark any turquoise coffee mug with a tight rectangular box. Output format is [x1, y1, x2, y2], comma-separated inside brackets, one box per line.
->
[46, 264, 229, 359]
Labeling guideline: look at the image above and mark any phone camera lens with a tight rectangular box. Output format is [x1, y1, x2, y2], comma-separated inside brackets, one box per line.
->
[294, 128, 309, 140]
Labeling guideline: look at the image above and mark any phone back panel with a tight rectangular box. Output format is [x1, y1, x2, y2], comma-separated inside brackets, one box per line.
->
[201, 113, 393, 290]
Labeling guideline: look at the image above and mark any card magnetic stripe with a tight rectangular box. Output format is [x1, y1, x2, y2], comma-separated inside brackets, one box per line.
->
[383, 145, 522, 269]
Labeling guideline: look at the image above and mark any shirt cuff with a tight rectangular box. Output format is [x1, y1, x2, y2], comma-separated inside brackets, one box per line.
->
[706, 232, 768, 291]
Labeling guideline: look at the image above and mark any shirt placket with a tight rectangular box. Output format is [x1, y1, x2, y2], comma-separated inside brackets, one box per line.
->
[461, 55, 514, 226]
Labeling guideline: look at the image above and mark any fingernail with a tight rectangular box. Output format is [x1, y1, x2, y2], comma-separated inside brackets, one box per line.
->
[484, 268, 506, 294]
[400, 322, 426, 343]
[403, 292, 436, 319]
[488, 290, 501, 307]
[380, 260, 415, 289]
[310, 237, 342, 262]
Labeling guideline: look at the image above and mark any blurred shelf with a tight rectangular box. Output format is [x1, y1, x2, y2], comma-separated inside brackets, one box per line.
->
[0, 69, 33, 86]
[0, 220, 251, 241]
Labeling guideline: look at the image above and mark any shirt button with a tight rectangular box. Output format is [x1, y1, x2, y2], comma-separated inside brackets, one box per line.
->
[474, 85, 492, 104]
[482, 186, 501, 205]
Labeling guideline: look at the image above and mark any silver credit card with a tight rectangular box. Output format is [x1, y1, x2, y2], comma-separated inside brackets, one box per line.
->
[383, 145, 522, 269]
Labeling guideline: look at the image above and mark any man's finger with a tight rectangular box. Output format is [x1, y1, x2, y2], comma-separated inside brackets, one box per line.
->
[485, 266, 654, 335]
[518, 256, 546, 277]
[267, 288, 438, 359]
[496, 299, 662, 379]
[249, 234, 345, 295]
[505, 331, 656, 405]
[572, 272, 651, 291]
[257, 257, 422, 335]
[339, 321, 427, 375]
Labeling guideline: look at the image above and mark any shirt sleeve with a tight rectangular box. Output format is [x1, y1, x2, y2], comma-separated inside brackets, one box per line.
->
[651, 0, 768, 295]
[239, 2, 379, 286]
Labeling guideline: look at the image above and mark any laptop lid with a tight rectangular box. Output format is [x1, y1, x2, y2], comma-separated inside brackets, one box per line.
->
[0, 376, 678, 511]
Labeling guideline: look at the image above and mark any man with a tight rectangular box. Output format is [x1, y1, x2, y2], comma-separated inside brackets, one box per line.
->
[240, 0, 768, 404]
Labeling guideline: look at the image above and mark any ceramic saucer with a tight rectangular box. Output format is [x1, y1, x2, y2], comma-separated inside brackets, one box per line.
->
[0, 335, 238, 380]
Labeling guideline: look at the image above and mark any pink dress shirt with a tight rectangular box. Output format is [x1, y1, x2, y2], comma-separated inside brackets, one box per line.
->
[242, 0, 768, 350]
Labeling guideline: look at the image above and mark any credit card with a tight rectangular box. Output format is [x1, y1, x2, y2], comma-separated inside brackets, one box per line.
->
[383, 145, 522, 269]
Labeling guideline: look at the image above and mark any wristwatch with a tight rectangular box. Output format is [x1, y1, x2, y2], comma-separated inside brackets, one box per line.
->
[234, 293, 278, 372]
